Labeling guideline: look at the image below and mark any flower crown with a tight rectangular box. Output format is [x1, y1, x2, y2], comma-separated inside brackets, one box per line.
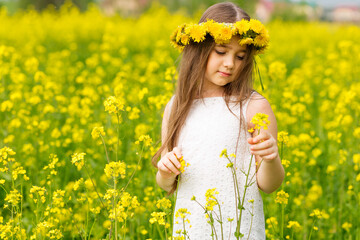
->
[170, 19, 269, 54]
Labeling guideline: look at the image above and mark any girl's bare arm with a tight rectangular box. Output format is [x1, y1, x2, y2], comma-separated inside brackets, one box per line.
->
[155, 101, 182, 192]
[247, 93, 285, 194]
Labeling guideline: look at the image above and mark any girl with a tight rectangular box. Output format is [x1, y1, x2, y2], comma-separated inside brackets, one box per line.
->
[153, 2, 285, 239]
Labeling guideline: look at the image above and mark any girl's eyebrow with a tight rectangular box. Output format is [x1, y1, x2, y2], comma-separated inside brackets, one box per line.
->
[216, 44, 246, 52]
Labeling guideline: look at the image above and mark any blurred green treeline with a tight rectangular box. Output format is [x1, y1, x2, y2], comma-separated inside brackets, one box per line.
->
[0, 0, 259, 17]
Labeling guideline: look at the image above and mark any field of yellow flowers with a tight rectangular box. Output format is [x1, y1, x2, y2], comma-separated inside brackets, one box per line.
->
[0, 2, 359, 239]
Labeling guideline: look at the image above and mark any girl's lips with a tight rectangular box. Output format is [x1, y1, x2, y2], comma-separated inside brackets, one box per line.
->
[218, 71, 232, 77]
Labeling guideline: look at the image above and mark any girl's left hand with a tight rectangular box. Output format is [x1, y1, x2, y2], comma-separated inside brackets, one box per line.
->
[247, 131, 279, 162]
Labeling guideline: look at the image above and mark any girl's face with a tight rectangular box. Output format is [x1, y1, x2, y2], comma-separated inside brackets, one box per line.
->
[203, 36, 246, 97]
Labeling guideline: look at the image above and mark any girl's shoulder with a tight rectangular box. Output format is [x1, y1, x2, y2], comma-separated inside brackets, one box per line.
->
[246, 91, 276, 127]
[163, 95, 175, 120]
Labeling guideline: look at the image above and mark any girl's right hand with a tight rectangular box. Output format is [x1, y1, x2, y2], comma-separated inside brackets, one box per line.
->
[157, 147, 182, 178]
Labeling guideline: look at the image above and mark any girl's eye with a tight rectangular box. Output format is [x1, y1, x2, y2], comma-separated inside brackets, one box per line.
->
[215, 50, 225, 55]
[237, 56, 245, 60]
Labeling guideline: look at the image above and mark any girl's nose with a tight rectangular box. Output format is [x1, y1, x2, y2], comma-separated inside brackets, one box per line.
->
[223, 56, 234, 69]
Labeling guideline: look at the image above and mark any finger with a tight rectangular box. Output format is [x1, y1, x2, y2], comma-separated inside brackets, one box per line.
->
[250, 147, 275, 157]
[252, 132, 271, 143]
[158, 161, 172, 174]
[163, 156, 180, 174]
[260, 152, 279, 161]
[167, 152, 181, 168]
[172, 147, 182, 159]
[250, 140, 274, 151]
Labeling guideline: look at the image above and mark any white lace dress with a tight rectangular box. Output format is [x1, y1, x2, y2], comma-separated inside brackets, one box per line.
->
[171, 96, 265, 240]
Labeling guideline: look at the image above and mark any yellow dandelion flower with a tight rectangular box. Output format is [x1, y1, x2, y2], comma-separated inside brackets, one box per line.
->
[186, 24, 207, 43]
[239, 37, 254, 46]
[180, 34, 190, 45]
[234, 19, 250, 35]
[249, 19, 264, 34]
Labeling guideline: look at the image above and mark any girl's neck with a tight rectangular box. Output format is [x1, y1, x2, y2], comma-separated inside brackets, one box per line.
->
[199, 88, 225, 99]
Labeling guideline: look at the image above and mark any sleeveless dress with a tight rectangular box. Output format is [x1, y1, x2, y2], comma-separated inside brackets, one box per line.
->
[171, 95, 265, 240]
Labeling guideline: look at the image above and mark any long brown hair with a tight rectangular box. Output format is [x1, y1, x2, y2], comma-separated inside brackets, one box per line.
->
[152, 2, 256, 193]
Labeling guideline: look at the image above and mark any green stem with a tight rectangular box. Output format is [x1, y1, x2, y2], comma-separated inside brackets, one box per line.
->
[280, 204, 284, 238]
[246, 203, 254, 240]
[88, 217, 96, 240]
[84, 164, 105, 208]
[156, 223, 165, 239]
[215, 198, 224, 240]
[237, 154, 253, 238]
[100, 135, 110, 164]
[122, 144, 144, 192]
[308, 219, 317, 240]
[225, 156, 240, 228]
[113, 177, 118, 240]
[116, 113, 120, 163]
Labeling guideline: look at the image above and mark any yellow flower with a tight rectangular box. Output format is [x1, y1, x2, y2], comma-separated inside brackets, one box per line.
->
[30, 186, 47, 203]
[239, 37, 253, 46]
[249, 19, 264, 34]
[309, 209, 325, 219]
[104, 96, 124, 114]
[73, 178, 84, 191]
[266, 217, 278, 228]
[251, 113, 270, 130]
[149, 212, 167, 225]
[205, 20, 222, 41]
[11, 162, 28, 180]
[342, 222, 352, 232]
[205, 188, 219, 211]
[275, 190, 289, 205]
[46, 229, 63, 239]
[0, 146, 16, 165]
[135, 134, 152, 146]
[287, 221, 302, 232]
[5, 189, 22, 205]
[234, 19, 250, 35]
[186, 24, 207, 43]
[71, 152, 86, 171]
[104, 161, 126, 179]
[226, 162, 233, 168]
[220, 148, 228, 157]
[180, 34, 190, 45]
[52, 189, 65, 208]
[91, 126, 105, 139]
[219, 25, 233, 42]
[278, 131, 289, 145]
[281, 159, 290, 168]
[175, 208, 191, 219]
[178, 156, 190, 173]
[269, 61, 287, 80]
[156, 197, 172, 209]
